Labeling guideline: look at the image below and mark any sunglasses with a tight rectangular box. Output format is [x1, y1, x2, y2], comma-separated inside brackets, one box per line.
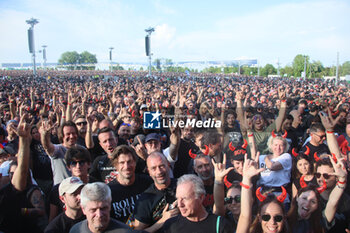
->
[121, 123, 131, 127]
[313, 133, 326, 139]
[70, 160, 87, 167]
[224, 195, 241, 204]
[261, 214, 283, 222]
[76, 122, 87, 126]
[315, 172, 333, 179]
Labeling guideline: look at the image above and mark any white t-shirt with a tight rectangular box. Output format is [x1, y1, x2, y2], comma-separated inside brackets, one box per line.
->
[258, 153, 292, 187]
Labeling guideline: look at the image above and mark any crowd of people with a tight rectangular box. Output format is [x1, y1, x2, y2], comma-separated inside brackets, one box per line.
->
[0, 69, 350, 233]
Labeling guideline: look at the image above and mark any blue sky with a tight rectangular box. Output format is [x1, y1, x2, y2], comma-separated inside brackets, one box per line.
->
[0, 0, 349, 67]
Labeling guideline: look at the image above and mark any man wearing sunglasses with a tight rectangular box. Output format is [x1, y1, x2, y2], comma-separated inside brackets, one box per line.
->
[48, 146, 92, 222]
[301, 123, 330, 162]
[75, 116, 88, 148]
[315, 158, 350, 232]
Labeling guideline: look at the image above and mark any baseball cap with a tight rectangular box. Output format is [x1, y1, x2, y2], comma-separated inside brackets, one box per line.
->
[59, 177, 84, 196]
[140, 104, 148, 110]
[145, 133, 160, 143]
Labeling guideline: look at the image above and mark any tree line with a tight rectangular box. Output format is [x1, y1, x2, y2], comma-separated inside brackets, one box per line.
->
[58, 51, 350, 77]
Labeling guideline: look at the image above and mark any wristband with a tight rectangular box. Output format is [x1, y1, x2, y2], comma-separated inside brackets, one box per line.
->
[281, 99, 286, 103]
[214, 180, 224, 185]
[240, 182, 250, 189]
[68, 103, 71, 106]
[337, 184, 345, 190]
[62, 116, 66, 118]
[326, 131, 334, 134]
[337, 180, 346, 185]
[247, 133, 254, 137]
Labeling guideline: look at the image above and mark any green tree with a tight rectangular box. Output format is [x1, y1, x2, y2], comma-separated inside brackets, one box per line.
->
[112, 63, 124, 71]
[58, 51, 97, 70]
[341, 61, 350, 76]
[58, 51, 80, 70]
[260, 64, 277, 77]
[292, 54, 309, 77]
[309, 60, 324, 78]
[79, 51, 97, 70]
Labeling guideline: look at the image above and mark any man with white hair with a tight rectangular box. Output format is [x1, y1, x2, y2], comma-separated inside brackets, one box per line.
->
[161, 174, 233, 233]
[69, 182, 142, 233]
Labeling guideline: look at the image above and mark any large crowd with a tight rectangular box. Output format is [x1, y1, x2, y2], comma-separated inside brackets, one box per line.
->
[0, 69, 350, 233]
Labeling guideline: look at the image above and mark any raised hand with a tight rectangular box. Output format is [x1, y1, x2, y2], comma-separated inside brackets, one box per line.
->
[211, 153, 234, 182]
[17, 113, 32, 142]
[242, 153, 264, 180]
[329, 154, 347, 181]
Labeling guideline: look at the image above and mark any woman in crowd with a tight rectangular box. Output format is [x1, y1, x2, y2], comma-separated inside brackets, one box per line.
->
[258, 135, 292, 206]
[291, 152, 317, 197]
[236, 154, 347, 233]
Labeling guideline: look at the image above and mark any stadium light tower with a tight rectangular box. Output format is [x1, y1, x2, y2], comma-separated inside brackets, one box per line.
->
[42, 45, 47, 69]
[145, 27, 155, 77]
[109, 47, 114, 71]
[26, 17, 39, 76]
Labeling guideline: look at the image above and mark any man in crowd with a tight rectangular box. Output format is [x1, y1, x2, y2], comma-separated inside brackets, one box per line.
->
[161, 174, 233, 232]
[45, 177, 86, 233]
[41, 121, 79, 185]
[108, 145, 153, 223]
[201, 130, 223, 163]
[70, 182, 140, 233]
[75, 115, 88, 147]
[89, 127, 118, 183]
[134, 152, 179, 232]
[193, 154, 214, 210]
[301, 122, 330, 161]
[48, 146, 92, 222]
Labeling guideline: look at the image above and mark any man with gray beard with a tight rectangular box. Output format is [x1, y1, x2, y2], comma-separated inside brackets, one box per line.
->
[193, 154, 214, 211]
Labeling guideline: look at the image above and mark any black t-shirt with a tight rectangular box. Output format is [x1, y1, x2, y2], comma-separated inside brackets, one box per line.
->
[173, 139, 197, 178]
[292, 176, 317, 191]
[134, 179, 177, 226]
[203, 184, 214, 211]
[0, 183, 23, 233]
[89, 155, 116, 183]
[301, 142, 330, 163]
[108, 174, 153, 223]
[44, 212, 86, 233]
[30, 140, 53, 181]
[0, 183, 43, 233]
[161, 214, 233, 233]
[88, 135, 106, 162]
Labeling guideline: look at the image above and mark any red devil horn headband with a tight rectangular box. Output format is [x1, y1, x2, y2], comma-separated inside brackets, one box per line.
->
[188, 149, 197, 159]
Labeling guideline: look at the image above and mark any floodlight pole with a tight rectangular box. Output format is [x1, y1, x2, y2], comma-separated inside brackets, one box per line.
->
[109, 47, 114, 71]
[42, 45, 47, 69]
[26, 17, 39, 76]
[145, 27, 155, 77]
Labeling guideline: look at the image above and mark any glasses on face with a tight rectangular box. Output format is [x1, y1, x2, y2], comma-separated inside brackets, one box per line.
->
[315, 172, 333, 179]
[313, 133, 326, 139]
[261, 214, 283, 222]
[253, 116, 263, 121]
[76, 122, 87, 126]
[121, 123, 131, 127]
[224, 195, 241, 204]
[70, 160, 86, 167]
